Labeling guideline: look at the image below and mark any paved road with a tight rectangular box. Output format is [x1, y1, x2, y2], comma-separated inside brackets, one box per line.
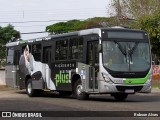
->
[0, 86, 160, 120]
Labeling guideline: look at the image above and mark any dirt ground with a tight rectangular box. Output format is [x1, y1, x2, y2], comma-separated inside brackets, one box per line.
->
[0, 85, 17, 91]
[152, 78, 160, 88]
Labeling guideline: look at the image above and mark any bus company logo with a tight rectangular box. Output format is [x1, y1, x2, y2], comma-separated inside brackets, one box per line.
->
[128, 80, 132, 83]
[2, 112, 11, 117]
[55, 71, 70, 86]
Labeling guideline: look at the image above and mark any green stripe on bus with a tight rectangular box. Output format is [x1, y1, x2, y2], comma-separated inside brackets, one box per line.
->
[19, 41, 27, 44]
[124, 73, 150, 84]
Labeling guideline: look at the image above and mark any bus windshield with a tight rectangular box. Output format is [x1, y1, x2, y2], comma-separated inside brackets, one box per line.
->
[102, 41, 151, 72]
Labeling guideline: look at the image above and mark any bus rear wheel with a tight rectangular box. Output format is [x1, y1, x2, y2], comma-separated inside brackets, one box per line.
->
[26, 79, 42, 97]
[112, 93, 128, 101]
[73, 79, 89, 100]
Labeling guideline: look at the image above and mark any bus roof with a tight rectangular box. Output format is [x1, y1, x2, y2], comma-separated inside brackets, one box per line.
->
[6, 28, 100, 47]
[5, 27, 146, 47]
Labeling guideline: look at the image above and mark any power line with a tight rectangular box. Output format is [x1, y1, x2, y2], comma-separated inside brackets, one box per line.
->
[0, 19, 85, 24]
[14, 25, 47, 27]
[21, 31, 47, 34]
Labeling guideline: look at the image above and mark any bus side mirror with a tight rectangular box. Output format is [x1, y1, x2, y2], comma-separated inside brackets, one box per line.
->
[98, 44, 102, 52]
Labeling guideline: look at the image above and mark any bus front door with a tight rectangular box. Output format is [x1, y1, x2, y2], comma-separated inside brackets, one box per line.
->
[87, 41, 99, 92]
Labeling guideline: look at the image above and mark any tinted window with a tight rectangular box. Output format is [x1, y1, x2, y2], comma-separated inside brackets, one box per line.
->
[69, 37, 83, 60]
[55, 37, 83, 61]
[55, 39, 68, 60]
[7, 47, 14, 65]
[32, 44, 41, 61]
[22, 45, 31, 53]
[14, 50, 20, 65]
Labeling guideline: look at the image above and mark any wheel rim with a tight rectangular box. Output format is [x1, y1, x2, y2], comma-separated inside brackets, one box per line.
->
[27, 83, 32, 94]
[77, 84, 83, 96]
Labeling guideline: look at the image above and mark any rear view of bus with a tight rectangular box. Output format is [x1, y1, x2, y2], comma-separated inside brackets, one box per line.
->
[98, 27, 152, 101]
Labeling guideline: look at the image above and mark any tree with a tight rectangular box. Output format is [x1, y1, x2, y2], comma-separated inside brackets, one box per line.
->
[0, 24, 20, 68]
[134, 11, 160, 64]
[46, 20, 85, 34]
[46, 17, 118, 34]
[109, 0, 160, 64]
[110, 0, 160, 19]
[109, 0, 160, 24]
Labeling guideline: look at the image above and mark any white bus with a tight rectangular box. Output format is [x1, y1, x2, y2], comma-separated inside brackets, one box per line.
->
[5, 27, 152, 101]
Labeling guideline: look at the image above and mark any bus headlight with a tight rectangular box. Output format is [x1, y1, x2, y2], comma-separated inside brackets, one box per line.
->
[102, 73, 113, 83]
[145, 74, 152, 84]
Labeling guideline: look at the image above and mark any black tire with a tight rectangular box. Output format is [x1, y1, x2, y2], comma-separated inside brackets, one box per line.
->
[26, 79, 42, 97]
[112, 93, 128, 101]
[73, 79, 89, 100]
[59, 91, 72, 96]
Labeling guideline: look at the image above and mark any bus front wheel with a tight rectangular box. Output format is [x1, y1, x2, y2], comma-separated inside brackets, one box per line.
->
[112, 93, 128, 101]
[73, 79, 89, 100]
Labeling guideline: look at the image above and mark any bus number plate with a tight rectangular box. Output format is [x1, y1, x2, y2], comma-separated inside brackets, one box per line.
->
[125, 89, 134, 93]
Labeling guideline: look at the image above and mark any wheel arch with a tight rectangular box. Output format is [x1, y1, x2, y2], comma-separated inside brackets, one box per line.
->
[71, 73, 81, 90]
[25, 74, 31, 87]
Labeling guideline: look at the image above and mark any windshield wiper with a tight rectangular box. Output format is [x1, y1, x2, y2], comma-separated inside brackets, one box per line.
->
[129, 42, 139, 55]
[114, 40, 126, 56]
[128, 42, 139, 63]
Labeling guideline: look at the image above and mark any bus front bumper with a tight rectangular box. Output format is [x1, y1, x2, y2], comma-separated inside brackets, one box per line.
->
[99, 81, 151, 94]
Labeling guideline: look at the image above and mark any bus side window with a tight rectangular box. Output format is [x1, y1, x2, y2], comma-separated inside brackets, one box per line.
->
[55, 39, 68, 60]
[22, 45, 31, 53]
[43, 46, 52, 64]
[6, 47, 14, 65]
[14, 50, 21, 65]
[32, 44, 41, 61]
[69, 37, 83, 60]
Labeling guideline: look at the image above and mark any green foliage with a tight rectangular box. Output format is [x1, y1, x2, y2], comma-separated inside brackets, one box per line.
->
[46, 20, 85, 34]
[133, 11, 160, 63]
[110, 0, 160, 63]
[0, 24, 20, 68]
[46, 17, 118, 34]
[0, 24, 20, 44]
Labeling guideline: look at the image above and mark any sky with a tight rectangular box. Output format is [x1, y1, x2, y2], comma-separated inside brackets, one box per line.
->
[0, 0, 112, 40]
